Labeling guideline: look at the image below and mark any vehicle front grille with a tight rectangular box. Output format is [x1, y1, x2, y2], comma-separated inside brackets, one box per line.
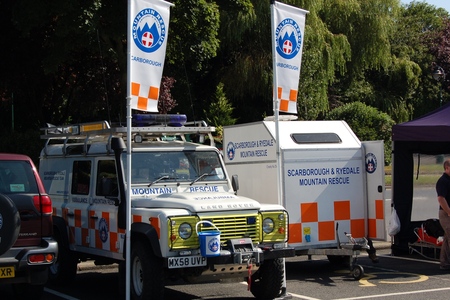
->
[200, 214, 260, 245]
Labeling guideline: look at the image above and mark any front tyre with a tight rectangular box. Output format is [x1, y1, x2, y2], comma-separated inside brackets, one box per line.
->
[250, 258, 284, 300]
[130, 240, 165, 300]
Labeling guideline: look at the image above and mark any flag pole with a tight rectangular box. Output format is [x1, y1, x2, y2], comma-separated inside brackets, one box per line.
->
[126, 1, 132, 299]
[270, 0, 287, 296]
[270, 0, 283, 211]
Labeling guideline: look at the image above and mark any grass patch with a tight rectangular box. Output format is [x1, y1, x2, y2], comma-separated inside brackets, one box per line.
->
[385, 158, 444, 187]
[385, 174, 440, 186]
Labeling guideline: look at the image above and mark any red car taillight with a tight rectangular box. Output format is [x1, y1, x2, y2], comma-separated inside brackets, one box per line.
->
[33, 195, 53, 214]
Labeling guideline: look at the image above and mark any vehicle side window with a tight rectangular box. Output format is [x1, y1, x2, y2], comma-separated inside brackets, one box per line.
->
[96, 160, 118, 197]
[71, 160, 91, 195]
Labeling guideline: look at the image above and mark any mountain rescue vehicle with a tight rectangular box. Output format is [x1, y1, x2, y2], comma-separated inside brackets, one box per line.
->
[223, 119, 386, 279]
[39, 115, 294, 300]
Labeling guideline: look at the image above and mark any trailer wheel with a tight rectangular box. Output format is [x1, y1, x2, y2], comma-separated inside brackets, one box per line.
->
[250, 258, 284, 300]
[352, 265, 364, 280]
[0, 194, 21, 256]
[130, 240, 165, 300]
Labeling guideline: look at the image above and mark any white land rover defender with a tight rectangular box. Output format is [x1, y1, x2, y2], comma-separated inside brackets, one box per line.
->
[39, 116, 294, 300]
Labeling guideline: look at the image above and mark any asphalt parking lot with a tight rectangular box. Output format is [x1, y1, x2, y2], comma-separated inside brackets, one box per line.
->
[3, 240, 450, 300]
[283, 241, 450, 300]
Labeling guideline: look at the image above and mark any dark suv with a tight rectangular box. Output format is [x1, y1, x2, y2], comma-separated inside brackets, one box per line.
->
[0, 153, 57, 299]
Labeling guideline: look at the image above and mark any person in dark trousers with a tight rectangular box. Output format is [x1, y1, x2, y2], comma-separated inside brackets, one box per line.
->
[366, 238, 378, 263]
[437, 159, 450, 270]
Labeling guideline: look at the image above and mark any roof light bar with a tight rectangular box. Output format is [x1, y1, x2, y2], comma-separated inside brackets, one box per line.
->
[79, 121, 110, 132]
[133, 114, 187, 127]
[42, 121, 110, 136]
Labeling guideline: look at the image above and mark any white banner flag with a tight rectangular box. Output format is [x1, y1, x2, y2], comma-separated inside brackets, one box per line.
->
[272, 1, 308, 114]
[129, 0, 173, 112]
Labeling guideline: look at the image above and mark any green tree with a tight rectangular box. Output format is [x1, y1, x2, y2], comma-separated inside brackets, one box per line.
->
[203, 82, 237, 142]
[325, 102, 395, 165]
[215, 0, 403, 121]
[387, 1, 448, 119]
[2, 0, 222, 127]
[429, 17, 450, 106]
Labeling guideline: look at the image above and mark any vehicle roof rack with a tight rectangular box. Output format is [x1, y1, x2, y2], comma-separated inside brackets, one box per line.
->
[40, 115, 216, 155]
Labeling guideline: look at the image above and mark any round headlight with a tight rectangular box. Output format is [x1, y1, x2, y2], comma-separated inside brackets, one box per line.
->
[178, 223, 192, 239]
[262, 218, 274, 234]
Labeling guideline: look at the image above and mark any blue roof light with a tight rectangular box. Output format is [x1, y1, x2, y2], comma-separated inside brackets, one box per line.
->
[133, 114, 187, 127]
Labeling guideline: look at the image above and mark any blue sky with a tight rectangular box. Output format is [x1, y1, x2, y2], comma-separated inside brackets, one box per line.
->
[400, 0, 450, 13]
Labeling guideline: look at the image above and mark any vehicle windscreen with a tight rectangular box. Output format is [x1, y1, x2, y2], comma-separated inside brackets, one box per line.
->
[123, 151, 225, 184]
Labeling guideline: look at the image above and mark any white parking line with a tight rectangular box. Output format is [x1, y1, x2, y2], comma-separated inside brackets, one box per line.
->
[333, 287, 450, 299]
[286, 292, 322, 300]
[44, 287, 80, 300]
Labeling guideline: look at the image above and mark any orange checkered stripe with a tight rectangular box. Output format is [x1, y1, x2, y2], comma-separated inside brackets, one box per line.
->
[277, 87, 297, 112]
[53, 208, 161, 253]
[288, 199, 384, 243]
[131, 81, 159, 111]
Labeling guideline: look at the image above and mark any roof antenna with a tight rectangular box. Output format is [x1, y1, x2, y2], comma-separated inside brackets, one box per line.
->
[179, 40, 196, 123]
[97, 29, 112, 124]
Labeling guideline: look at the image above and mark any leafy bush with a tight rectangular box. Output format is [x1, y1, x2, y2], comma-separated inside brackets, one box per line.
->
[324, 102, 394, 165]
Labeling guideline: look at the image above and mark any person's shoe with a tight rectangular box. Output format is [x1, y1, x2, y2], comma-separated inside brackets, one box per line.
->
[369, 253, 379, 263]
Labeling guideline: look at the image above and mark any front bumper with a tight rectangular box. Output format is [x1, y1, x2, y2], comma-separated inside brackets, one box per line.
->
[208, 245, 295, 265]
[165, 239, 295, 268]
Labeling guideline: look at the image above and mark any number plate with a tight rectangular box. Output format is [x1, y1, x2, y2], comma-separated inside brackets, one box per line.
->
[168, 256, 207, 269]
[0, 266, 15, 278]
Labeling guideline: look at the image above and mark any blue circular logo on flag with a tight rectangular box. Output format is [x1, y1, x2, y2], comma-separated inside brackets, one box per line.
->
[275, 18, 302, 59]
[132, 8, 167, 53]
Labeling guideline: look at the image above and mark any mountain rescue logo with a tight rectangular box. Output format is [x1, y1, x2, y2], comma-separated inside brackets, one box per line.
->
[208, 237, 219, 252]
[365, 153, 378, 174]
[99, 218, 109, 243]
[132, 8, 167, 53]
[226, 142, 236, 161]
[275, 18, 302, 59]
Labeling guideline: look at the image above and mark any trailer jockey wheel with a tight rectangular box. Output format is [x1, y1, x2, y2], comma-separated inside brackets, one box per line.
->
[352, 265, 364, 280]
[0, 194, 21, 256]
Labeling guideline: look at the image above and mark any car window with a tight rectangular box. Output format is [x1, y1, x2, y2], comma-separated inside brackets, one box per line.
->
[96, 160, 118, 197]
[71, 160, 92, 195]
[0, 160, 38, 193]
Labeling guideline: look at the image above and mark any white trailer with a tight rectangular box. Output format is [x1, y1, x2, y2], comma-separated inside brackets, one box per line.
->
[223, 120, 386, 277]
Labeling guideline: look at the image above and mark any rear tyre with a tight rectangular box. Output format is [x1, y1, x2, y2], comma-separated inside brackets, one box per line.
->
[0, 193, 21, 256]
[130, 240, 165, 300]
[250, 258, 284, 300]
[48, 228, 78, 284]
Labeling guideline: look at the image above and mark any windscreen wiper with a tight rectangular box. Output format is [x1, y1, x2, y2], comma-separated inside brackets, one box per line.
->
[148, 175, 169, 187]
[190, 173, 208, 186]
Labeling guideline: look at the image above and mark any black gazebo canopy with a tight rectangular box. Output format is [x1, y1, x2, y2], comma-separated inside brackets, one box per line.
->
[392, 103, 450, 252]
